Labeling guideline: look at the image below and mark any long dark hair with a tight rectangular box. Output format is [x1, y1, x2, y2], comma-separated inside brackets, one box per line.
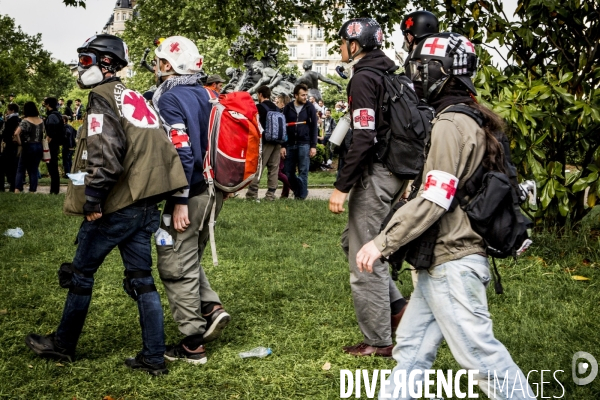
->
[439, 79, 506, 173]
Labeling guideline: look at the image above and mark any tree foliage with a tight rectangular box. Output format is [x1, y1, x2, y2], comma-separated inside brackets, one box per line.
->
[0, 15, 75, 103]
[406, 0, 599, 225]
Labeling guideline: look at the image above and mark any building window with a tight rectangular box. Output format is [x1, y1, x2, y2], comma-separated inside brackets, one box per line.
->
[315, 45, 323, 59]
[315, 64, 327, 75]
[316, 28, 324, 39]
[289, 27, 297, 39]
[289, 45, 297, 59]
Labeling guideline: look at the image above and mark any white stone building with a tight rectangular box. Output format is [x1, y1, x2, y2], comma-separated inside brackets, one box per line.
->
[285, 21, 401, 77]
[101, 0, 136, 79]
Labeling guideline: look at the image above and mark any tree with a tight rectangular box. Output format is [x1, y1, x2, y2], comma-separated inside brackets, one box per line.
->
[404, 0, 600, 225]
[0, 15, 75, 102]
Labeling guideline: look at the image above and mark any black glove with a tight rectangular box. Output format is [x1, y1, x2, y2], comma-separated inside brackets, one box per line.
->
[83, 200, 102, 216]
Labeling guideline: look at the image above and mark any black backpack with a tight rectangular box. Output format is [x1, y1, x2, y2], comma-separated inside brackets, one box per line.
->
[380, 104, 533, 294]
[447, 105, 533, 258]
[354, 67, 435, 180]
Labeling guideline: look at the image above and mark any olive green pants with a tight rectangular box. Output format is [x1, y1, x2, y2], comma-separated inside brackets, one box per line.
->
[156, 190, 224, 337]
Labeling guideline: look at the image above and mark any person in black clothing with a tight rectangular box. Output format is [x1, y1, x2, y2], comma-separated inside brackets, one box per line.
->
[62, 115, 77, 177]
[43, 97, 64, 194]
[64, 100, 75, 121]
[281, 83, 318, 200]
[245, 85, 283, 201]
[328, 18, 409, 357]
[0, 103, 21, 191]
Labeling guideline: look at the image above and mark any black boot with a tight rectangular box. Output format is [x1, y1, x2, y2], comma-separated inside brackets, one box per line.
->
[25, 332, 74, 362]
[124, 353, 168, 376]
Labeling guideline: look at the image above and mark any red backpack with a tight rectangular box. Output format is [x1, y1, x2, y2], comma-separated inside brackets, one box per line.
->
[202, 89, 262, 266]
[203, 90, 262, 192]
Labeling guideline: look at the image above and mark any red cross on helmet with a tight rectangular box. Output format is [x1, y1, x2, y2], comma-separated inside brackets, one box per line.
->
[154, 36, 204, 75]
[406, 32, 478, 101]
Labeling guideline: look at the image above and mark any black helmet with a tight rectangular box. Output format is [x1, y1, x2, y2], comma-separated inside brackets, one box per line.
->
[338, 18, 384, 61]
[401, 11, 439, 42]
[77, 34, 129, 71]
[406, 32, 478, 100]
[401, 11, 439, 54]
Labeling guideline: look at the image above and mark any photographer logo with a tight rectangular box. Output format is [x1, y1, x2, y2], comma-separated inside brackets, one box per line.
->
[572, 351, 598, 386]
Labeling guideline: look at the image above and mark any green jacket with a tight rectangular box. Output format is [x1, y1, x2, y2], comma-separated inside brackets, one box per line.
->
[64, 79, 187, 216]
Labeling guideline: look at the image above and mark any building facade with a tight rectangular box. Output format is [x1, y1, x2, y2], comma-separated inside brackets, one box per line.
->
[285, 21, 400, 77]
[101, 0, 135, 79]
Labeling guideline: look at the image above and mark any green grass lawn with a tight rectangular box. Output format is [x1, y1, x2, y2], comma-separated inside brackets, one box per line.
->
[0, 193, 599, 399]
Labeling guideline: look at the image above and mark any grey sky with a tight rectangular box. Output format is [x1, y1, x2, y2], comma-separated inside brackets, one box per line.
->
[1, 0, 519, 65]
[0, 0, 115, 63]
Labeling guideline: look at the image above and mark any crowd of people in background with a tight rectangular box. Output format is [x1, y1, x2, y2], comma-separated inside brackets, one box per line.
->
[0, 95, 84, 193]
[0, 88, 350, 198]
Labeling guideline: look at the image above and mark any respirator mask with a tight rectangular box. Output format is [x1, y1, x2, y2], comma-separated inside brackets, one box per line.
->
[77, 53, 105, 88]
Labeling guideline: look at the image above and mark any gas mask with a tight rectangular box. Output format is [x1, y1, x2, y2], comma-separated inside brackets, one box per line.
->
[77, 65, 104, 89]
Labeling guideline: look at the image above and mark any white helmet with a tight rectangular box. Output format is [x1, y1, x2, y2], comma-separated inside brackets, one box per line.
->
[154, 36, 203, 75]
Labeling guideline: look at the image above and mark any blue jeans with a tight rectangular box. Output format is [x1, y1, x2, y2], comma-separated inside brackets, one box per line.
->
[15, 142, 43, 192]
[283, 144, 310, 199]
[380, 255, 535, 399]
[55, 202, 166, 364]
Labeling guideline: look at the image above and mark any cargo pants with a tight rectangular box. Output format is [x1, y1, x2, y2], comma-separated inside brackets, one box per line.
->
[156, 189, 224, 337]
[342, 163, 407, 347]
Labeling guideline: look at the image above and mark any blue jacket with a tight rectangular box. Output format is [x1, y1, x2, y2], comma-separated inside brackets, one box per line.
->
[157, 84, 212, 204]
[282, 101, 318, 148]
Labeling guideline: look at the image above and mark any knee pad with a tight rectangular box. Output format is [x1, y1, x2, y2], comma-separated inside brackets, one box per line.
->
[58, 263, 93, 295]
[123, 270, 157, 301]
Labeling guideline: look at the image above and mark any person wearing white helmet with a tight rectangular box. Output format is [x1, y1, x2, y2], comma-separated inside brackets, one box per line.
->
[152, 36, 231, 365]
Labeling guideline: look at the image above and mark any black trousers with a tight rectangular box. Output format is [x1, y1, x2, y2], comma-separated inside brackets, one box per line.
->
[48, 143, 61, 194]
[0, 147, 19, 192]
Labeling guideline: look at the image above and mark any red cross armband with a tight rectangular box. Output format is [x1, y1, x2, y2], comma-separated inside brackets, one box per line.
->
[421, 170, 459, 210]
[352, 108, 375, 130]
[169, 125, 190, 149]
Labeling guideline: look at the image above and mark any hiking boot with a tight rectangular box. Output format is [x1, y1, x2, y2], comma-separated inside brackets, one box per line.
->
[25, 333, 74, 362]
[124, 353, 168, 376]
[342, 342, 393, 358]
[164, 343, 207, 365]
[203, 305, 231, 343]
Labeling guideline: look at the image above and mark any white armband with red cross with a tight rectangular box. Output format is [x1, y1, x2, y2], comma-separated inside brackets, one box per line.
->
[352, 108, 376, 130]
[421, 170, 459, 210]
[168, 123, 190, 149]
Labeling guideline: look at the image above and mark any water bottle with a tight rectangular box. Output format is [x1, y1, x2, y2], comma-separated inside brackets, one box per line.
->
[155, 228, 173, 246]
[328, 113, 351, 146]
[239, 346, 272, 359]
[3, 227, 24, 238]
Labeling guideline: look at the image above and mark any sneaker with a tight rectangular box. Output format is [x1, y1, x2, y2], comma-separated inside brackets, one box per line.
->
[25, 333, 74, 362]
[203, 305, 231, 343]
[124, 353, 168, 375]
[164, 343, 207, 365]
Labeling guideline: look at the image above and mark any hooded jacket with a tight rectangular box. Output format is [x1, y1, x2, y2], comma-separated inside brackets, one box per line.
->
[282, 100, 318, 148]
[335, 49, 397, 193]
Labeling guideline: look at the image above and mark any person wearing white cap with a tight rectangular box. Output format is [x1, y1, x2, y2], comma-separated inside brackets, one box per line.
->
[153, 36, 231, 365]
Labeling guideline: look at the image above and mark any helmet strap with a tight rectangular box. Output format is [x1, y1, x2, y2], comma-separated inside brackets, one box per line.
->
[347, 41, 363, 63]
